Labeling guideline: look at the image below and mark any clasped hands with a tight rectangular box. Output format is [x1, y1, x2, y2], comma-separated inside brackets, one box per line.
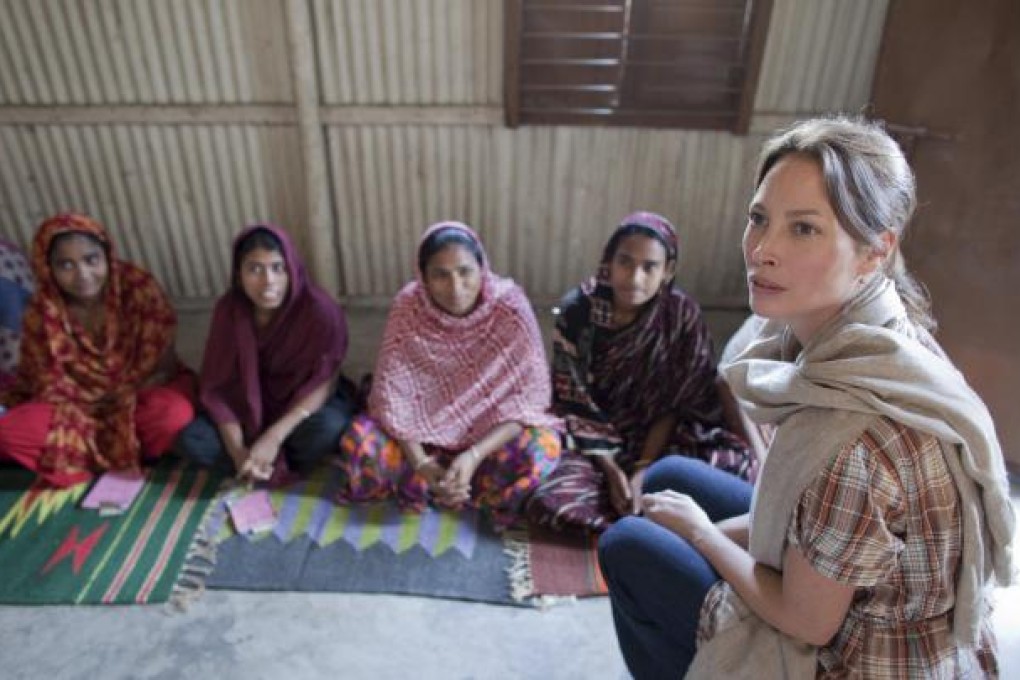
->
[230, 435, 279, 482]
[415, 446, 482, 506]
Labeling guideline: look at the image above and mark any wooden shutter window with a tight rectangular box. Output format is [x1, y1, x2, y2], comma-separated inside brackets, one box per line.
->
[505, 0, 774, 133]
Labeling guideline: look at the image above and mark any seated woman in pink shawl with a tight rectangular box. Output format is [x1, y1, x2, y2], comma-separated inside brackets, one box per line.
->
[174, 225, 351, 480]
[337, 222, 562, 528]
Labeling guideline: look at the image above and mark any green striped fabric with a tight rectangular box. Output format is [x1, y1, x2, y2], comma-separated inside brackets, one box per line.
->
[0, 460, 221, 605]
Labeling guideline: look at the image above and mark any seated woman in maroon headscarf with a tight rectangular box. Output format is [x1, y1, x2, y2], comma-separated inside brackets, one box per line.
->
[174, 225, 351, 480]
[336, 221, 562, 529]
[0, 213, 194, 487]
[526, 211, 755, 533]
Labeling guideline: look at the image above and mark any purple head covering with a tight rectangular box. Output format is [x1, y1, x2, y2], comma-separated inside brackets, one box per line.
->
[200, 224, 348, 437]
[600, 211, 679, 265]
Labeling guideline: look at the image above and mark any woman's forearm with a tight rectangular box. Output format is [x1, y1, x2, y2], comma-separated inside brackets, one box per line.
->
[471, 421, 523, 458]
[217, 421, 246, 460]
[715, 512, 749, 549]
[261, 371, 339, 445]
[635, 413, 676, 469]
[397, 439, 429, 469]
[689, 524, 852, 646]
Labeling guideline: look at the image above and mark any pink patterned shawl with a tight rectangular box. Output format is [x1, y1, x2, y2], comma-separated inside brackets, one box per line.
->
[200, 224, 348, 438]
[368, 221, 561, 449]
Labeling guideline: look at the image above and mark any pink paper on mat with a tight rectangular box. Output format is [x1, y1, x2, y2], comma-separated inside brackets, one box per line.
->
[81, 471, 146, 511]
[227, 490, 277, 534]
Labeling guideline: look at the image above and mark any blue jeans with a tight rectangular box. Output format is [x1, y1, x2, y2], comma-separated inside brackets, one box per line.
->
[174, 392, 353, 475]
[597, 455, 753, 679]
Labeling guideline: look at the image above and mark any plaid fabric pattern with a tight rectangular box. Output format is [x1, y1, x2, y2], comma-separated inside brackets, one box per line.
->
[702, 418, 998, 678]
[793, 419, 998, 677]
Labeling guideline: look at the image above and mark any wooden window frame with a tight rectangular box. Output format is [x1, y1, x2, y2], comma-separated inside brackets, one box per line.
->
[504, 0, 774, 133]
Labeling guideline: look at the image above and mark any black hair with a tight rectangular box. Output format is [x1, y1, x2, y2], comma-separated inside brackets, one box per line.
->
[234, 228, 283, 260]
[47, 231, 107, 263]
[418, 227, 484, 276]
[602, 224, 675, 264]
[235, 228, 284, 268]
[232, 227, 286, 293]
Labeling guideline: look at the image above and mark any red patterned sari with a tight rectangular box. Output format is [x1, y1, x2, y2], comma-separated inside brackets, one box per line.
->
[2, 214, 179, 480]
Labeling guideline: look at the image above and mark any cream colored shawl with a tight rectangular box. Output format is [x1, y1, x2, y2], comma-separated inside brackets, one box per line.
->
[688, 278, 1015, 678]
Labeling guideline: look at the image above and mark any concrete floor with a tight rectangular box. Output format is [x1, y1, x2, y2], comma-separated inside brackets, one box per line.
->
[1, 593, 622, 679]
[1, 306, 1017, 679]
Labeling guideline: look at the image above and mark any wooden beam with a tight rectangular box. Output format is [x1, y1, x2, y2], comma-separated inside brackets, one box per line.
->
[286, 0, 338, 293]
[319, 106, 502, 126]
[0, 105, 297, 125]
[734, 0, 775, 135]
[504, 0, 524, 128]
[174, 294, 751, 312]
[0, 105, 503, 127]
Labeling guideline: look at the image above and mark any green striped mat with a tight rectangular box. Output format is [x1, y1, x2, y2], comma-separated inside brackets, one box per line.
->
[0, 460, 221, 605]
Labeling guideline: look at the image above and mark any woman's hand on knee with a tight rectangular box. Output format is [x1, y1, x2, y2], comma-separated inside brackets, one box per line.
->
[642, 490, 713, 543]
[243, 436, 281, 481]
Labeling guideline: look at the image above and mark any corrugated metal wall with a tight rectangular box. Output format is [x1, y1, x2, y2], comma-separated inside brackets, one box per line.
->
[0, 0, 890, 304]
[328, 125, 756, 302]
[0, 0, 291, 104]
[314, 0, 503, 106]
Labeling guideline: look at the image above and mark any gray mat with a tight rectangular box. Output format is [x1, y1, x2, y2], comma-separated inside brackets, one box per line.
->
[207, 529, 518, 605]
[199, 465, 523, 606]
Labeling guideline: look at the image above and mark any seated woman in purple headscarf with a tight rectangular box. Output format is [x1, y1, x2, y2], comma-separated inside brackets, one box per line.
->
[174, 225, 351, 480]
[526, 212, 755, 533]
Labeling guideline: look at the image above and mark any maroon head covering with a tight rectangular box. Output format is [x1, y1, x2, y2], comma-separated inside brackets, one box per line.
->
[200, 224, 348, 437]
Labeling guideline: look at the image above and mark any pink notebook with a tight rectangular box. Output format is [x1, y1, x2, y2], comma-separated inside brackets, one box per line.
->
[81, 471, 146, 514]
[226, 490, 277, 535]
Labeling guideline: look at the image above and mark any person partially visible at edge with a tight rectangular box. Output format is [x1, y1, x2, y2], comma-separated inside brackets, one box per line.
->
[0, 213, 195, 487]
[0, 236, 34, 391]
[526, 211, 755, 534]
[174, 224, 351, 482]
[597, 117, 1016, 678]
[337, 221, 562, 529]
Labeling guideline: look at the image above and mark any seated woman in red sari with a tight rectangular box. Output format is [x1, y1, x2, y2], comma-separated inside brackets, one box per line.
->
[526, 212, 755, 532]
[337, 221, 562, 529]
[174, 225, 351, 481]
[0, 213, 194, 487]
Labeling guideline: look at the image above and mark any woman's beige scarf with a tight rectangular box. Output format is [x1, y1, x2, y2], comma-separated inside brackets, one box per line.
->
[687, 278, 1015, 678]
